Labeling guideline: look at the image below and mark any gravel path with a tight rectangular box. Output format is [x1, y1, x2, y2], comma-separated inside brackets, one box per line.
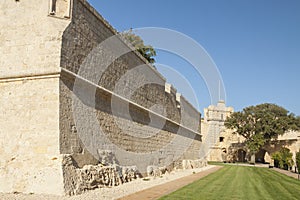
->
[272, 168, 300, 180]
[0, 165, 217, 200]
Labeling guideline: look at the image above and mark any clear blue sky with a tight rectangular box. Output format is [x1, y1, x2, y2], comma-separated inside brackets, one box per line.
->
[88, 0, 300, 115]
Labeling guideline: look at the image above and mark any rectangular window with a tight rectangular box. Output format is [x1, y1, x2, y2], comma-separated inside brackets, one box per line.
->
[219, 137, 224, 142]
[49, 0, 71, 18]
[50, 0, 56, 15]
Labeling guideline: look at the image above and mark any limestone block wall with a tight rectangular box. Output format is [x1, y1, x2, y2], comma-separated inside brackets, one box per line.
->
[0, 0, 70, 79]
[60, 0, 181, 122]
[58, 0, 203, 193]
[0, 0, 203, 195]
[0, 77, 64, 194]
[59, 3, 201, 194]
[180, 96, 200, 132]
[0, 0, 71, 195]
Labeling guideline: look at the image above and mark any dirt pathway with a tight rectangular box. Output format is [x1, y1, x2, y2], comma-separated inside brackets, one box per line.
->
[118, 165, 223, 200]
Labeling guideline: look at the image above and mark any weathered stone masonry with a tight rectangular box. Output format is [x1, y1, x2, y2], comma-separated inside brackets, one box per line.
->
[0, 0, 204, 195]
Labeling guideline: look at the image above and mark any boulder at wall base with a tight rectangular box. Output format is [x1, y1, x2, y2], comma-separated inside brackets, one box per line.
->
[146, 165, 169, 177]
[62, 155, 140, 195]
[182, 159, 207, 169]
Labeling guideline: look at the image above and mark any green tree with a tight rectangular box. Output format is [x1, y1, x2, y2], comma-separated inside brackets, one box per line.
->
[296, 150, 300, 173]
[272, 147, 294, 170]
[296, 116, 300, 129]
[121, 29, 156, 64]
[225, 103, 299, 160]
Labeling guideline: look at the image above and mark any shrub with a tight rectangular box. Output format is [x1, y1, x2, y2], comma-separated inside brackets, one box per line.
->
[296, 150, 300, 173]
[272, 147, 294, 170]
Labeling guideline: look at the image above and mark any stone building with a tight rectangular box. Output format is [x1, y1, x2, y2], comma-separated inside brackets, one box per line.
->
[0, 0, 204, 195]
[202, 101, 300, 171]
[257, 131, 300, 170]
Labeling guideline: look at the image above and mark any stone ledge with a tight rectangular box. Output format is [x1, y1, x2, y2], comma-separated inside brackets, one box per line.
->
[0, 72, 61, 83]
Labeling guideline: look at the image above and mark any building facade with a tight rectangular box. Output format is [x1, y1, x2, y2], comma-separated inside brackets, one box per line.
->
[202, 101, 300, 171]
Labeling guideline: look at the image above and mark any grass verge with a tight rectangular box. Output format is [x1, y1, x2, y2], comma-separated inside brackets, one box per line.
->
[159, 165, 300, 200]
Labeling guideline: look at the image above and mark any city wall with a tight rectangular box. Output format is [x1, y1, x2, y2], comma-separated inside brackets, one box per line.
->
[0, 0, 204, 195]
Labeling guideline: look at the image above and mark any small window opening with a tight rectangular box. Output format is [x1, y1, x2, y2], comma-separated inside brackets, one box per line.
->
[50, 0, 56, 15]
[219, 137, 224, 142]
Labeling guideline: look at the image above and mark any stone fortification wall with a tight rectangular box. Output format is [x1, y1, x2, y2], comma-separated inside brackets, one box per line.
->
[59, 0, 202, 172]
[0, 0, 72, 195]
[0, 0, 203, 195]
[58, 0, 203, 195]
[180, 96, 201, 132]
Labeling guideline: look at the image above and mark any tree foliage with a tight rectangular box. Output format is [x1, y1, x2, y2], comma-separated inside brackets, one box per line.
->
[296, 150, 300, 173]
[296, 116, 300, 129]
[121, 29, 156, 64]
[225, 103, 300, 154]
[272, 147, 294, 170]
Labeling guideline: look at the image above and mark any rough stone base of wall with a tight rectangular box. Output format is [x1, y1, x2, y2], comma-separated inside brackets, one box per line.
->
[182, 159, 208, 170]
[62, 155, 141, 195]
[61, 155, 208, 196]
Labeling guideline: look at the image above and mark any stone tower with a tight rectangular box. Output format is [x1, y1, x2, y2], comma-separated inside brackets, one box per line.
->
[202, 100, 234, 161]
[0, 0, 72, 195]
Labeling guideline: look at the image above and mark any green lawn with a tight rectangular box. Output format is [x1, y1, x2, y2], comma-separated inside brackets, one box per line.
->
[160, 165, 300, 200]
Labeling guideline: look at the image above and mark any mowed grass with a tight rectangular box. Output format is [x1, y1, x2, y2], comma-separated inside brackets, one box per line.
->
[160, 165, 300, 200]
